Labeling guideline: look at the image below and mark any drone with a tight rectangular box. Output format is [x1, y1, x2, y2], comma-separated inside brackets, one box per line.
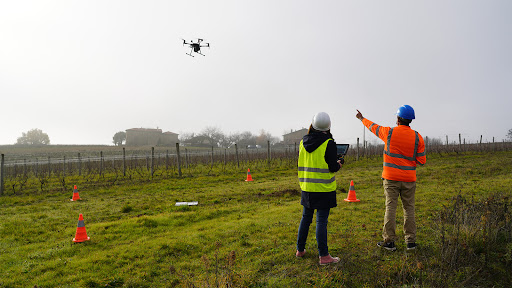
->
[182, 38, 209, 57]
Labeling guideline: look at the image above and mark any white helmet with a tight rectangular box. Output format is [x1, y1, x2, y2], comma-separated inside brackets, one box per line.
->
[312, 112, 331, 131]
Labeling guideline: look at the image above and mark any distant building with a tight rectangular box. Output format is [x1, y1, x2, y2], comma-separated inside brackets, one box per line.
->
[125, 128, 179, 146]
[282, 128, 308, 146]
[185, 135, 214, 147]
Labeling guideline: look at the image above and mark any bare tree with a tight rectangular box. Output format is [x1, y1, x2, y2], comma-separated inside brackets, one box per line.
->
[199, 126, 224, 147]
[255, 129, 280, 147]
[508, 129, 512, 141]
[238, 131, 256, 148]
[179, 132, 195, 143]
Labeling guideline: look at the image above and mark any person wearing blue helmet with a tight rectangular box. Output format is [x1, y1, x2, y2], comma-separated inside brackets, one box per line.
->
[356, 105, 426, 251]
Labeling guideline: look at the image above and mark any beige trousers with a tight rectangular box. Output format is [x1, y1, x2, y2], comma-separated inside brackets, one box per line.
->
[382, 179, 416, 243]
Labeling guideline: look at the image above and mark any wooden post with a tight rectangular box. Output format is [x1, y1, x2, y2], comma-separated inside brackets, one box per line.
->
[459, 133, 462, 152]
[176, 143, 182, 177]
[235, 144, 240, 168]
[211, 146, 214, 169]
[224, 148, 227, 166]
[185, 148, 189, 169]
[267, 140, 271, 167]
[123, 148, 126, 176]
[0, 154, 4, 196]
[78, 153, 82, 176]
[356, 137, 360, 161]
[151, 147, 155, 177]
[166, 149, 169, 171]
[100, 151, 103, 176]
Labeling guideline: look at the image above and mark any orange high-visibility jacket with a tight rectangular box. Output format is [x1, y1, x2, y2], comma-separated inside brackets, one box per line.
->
[362, 118, 426, 182]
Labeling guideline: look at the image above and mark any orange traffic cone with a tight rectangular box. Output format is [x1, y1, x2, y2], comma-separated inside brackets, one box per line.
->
[70, 185, 80, 201]
[245, 169, 253, 182]
[344, 180, 360, 202]
[72, 214, 90, 243]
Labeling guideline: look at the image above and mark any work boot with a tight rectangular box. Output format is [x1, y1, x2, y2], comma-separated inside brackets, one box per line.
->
[377, 241, 397, 251]
[319, 255, 340, 265]
[406, 243, 417, 250]
[295, 250, 306, 257]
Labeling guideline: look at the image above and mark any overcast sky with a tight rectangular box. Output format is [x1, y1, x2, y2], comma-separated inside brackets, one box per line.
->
[1, 0, 511, 146]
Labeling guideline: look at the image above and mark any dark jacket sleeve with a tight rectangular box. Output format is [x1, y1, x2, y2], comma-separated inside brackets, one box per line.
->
[325, 140, 340, 173]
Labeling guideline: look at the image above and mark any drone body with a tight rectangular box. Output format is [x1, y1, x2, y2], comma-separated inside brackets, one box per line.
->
[182, 38, 209, 57]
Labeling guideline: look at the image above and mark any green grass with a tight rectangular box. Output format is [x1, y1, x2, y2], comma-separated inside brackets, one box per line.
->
[1, 151, 512, 287]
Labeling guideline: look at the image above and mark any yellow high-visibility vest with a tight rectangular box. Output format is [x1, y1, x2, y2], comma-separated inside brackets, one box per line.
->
[298, 139, 336, 192]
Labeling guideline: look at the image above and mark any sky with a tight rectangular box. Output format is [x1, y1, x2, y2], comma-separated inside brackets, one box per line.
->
[1, 0, 511, 146]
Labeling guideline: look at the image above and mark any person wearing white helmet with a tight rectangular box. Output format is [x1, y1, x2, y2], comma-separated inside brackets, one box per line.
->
[296, 112, 343, 265]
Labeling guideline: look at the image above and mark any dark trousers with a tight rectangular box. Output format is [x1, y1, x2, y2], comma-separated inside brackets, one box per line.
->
[296, 207, 330, 256]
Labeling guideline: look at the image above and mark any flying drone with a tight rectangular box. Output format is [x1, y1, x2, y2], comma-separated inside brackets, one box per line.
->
[182, 38, 209, 57]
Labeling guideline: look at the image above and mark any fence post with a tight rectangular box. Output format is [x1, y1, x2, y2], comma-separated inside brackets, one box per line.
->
[184, 148, 189, 169]
[123, 148, 126, 176]
[0, 154, 4, 195]
[356, 137, 360, 161]
[211, 146, 214, 169]
[235, 144, 240, 168]
[78, 153, 82, 176]
[267, 140, 271, 167]
[151, 147, 155, 177]
[166, 149, 169, 171]
[100, 151, 103, 176]
[176, 143, 182, 177]
[459, 133, 462, 152]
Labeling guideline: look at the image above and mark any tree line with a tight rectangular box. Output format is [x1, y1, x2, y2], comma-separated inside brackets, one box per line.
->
[11, 127, 512, 147]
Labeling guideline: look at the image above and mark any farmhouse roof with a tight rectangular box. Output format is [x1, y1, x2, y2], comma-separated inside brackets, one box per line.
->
[283, 128, 308, 137]
[126, 128, 163, 132]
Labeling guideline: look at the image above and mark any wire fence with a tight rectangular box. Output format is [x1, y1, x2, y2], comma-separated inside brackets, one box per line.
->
[1, 137, 511, 195]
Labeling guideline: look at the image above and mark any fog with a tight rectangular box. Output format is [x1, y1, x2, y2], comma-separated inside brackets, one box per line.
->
[1, 0, 511, 146]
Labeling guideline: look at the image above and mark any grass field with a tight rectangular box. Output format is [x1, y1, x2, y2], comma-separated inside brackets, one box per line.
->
[1, 151, 511, 287]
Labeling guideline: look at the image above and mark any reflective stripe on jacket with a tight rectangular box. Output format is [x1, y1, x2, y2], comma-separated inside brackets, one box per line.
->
[362, 118, 426, 182]
[298, 139, 336, 192]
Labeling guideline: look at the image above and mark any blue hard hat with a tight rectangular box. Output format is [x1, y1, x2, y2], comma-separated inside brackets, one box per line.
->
[396, 105, 415, 120]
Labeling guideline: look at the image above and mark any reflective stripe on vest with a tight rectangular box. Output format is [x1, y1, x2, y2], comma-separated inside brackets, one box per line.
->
[298, 139, 336, 192]
[383, 128, 418, 171]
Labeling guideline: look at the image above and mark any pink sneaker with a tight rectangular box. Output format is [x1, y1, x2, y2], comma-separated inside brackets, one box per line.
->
[319, 254, 340, 265]
[295, 249, 306, 257]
